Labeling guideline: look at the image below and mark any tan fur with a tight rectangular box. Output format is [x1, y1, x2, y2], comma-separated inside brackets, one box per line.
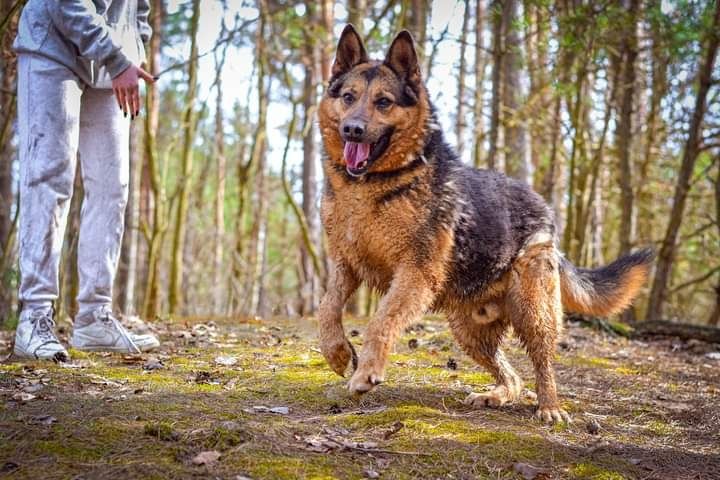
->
[317, 29, 607, 422]
[560, 263, 650, 317]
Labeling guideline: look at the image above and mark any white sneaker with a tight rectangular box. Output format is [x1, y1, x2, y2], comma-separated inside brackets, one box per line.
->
[71, 306, 154, 354]
[14, 309, 70, 362]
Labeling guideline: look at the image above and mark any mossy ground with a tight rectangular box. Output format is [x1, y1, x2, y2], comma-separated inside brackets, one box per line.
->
[0, 316, 718, 479]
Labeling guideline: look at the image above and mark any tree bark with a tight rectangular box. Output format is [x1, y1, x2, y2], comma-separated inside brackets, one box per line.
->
[0, 1, 19, 323]
[472, 0, 486, 169]
[242, 0, 270, 315]
[169, 0, 201, 316]
[501, 0, 529, 183]
[487, 0, 504, 171]
[212, 23, 231, 315]
[141, 0, 165, 320]
[616, 0, 640, 259]
[455, 0, 470, 157]
[646, 0, 720, 322]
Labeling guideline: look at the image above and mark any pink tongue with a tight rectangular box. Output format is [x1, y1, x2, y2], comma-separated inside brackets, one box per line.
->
[343, 142, 371, 169]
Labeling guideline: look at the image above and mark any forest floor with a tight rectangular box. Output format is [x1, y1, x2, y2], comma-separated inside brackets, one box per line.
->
[0, 314, 719, 480]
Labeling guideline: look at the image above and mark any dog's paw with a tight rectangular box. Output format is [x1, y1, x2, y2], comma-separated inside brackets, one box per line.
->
[348, 366, 384, 394]
[535, 406, 571, 424]
[464, 386, 515, 408]
[320, 338, 357, 377]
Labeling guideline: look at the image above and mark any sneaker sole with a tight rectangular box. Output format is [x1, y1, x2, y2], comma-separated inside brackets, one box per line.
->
[13, 346, 69, 362]
[70, 344, 141, 354]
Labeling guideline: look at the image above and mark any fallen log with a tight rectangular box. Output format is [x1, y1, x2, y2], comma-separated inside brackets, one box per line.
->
[632, 320, 720, 344]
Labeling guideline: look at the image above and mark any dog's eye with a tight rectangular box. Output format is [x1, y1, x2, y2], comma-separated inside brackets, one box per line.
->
[376, 97, 393, 110]
[343, 93, 355, 105]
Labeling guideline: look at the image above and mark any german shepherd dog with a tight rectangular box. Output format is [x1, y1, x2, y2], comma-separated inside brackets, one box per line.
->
[317, 25, 652, 423]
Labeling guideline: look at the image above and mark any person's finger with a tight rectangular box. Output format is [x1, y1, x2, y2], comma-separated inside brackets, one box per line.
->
[132, 84, 140, 117]
[114, 88, 123, 110]
[119, 86, 129, 117]
[137, 67, 155, 84]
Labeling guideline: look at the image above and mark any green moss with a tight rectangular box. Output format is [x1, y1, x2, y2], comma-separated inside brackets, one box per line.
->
[645, 420, 677, 436]
[575, 357, 614, 369]
[606, 320, 634, 338]
[66, 348, 92, 360]
[144, 421, 180, 441]
[571, 462, 626, 480]
[613, 366, 641, 375]
[239, 454, 346, 480]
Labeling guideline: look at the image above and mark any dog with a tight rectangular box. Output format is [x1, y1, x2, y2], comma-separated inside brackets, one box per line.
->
[316, 25, 653, 423]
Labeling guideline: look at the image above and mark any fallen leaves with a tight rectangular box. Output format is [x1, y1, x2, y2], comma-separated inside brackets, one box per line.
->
[12, 392, 36, 403]
[243, 405, 290, 415]
[28, 415, 57, 426]
[143, 357, 165, 371]
[192, 450, 221, 466]
[513, 462, 548, 480]
[214, 355, 238, 367]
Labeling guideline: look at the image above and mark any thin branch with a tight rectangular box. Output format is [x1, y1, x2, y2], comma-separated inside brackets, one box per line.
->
[670, 265, 720, 294]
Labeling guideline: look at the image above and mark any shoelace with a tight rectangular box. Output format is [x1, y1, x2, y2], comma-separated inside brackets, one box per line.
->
[96, 308, 139, 353]
[30, 311, 59, 344]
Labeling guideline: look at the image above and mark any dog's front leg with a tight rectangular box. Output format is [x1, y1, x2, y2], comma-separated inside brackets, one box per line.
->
[318, 260, 359, 376]
[349, 268, 436, 394]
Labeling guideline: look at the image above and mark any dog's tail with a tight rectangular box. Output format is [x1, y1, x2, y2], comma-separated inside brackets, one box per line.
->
[559, 249, 654, 317]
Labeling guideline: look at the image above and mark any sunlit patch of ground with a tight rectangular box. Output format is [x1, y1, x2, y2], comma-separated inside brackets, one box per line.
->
[0, 315, 718, 479]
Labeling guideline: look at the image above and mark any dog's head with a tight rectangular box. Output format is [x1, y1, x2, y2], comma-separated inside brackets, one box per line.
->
[319, 25, 430, 178]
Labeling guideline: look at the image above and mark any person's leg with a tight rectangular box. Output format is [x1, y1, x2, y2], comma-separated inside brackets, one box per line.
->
[70, 87, 158, 353]
[75, 87, 130, 317]
[14, 54, 83, 360]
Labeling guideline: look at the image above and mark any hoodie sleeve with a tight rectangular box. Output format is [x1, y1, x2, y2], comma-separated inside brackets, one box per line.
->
[47, 0, 131, 78]
[137, 0, 152, 44]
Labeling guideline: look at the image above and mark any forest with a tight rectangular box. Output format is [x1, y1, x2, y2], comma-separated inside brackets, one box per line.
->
[0, 0, 719, 327]
[0, 1, 719, 479]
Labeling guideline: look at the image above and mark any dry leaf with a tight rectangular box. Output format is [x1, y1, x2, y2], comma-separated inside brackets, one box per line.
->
[214, 355, 238, 366]
[192, 450, 221, 466]
[513, 462, 545, 480]
[12, 392, 36, 402]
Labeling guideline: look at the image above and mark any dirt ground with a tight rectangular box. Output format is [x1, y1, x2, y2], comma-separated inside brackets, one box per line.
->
[0, 314, 718, 480]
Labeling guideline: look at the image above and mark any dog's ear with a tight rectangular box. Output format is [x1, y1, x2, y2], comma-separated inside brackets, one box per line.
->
[384, 30, 421, 85]
[331, 24, 369, 78]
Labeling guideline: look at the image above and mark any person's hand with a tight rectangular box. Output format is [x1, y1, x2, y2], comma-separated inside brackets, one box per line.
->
[111, 64, 156, 118]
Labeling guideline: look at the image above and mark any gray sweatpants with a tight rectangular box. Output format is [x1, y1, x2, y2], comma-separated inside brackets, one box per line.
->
[17, 53, 130, 318]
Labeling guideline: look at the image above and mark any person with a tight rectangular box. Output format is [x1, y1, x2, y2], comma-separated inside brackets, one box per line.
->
[12, 0, 160, 361]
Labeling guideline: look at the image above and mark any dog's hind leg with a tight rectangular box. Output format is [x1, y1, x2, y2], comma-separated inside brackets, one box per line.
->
[319, 260, 360, 377]
[507, 244, 570, 424]
[448, 309, 522, 408]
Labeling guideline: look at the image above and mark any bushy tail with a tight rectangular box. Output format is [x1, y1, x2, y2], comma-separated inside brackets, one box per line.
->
[559, 249, 654, 317]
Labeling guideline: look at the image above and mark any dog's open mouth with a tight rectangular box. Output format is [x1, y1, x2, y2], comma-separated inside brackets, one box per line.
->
[344, 142, 372, 177]
[342, 130, 393, 177]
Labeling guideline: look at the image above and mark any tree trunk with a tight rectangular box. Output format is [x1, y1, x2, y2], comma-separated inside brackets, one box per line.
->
[212, 26, 230, 315]
[472, 0, 486, 168]
[409, 0, 428, 64]
[242, 0, 270, 315]
[501, 0, 529, 183]
[347, 0, 367, 29]
[646, 0, 720, 322]
[616, 0, 640, 257]
[116, 123, 140, 314]
[141, 0, 165, 320]
[0, 1, 19, 323]
[168, 0, 201, 316]
[455, 0, 470, 157]
[487, 0, 504, 171]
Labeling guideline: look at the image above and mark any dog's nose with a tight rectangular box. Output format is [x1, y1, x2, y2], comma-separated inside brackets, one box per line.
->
[343, 121, 366, 137]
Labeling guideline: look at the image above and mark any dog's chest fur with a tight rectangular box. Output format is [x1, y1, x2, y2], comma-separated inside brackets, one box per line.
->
[321, 163, 450, 291]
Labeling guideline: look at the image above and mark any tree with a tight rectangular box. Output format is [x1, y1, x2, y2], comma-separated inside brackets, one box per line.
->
[169, 0, 201, 315]
[646, 0, 720, 322]
[455, 0, 470, 157]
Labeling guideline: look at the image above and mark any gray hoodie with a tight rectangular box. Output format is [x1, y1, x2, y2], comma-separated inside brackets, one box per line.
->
[14, 0, 151, 86]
